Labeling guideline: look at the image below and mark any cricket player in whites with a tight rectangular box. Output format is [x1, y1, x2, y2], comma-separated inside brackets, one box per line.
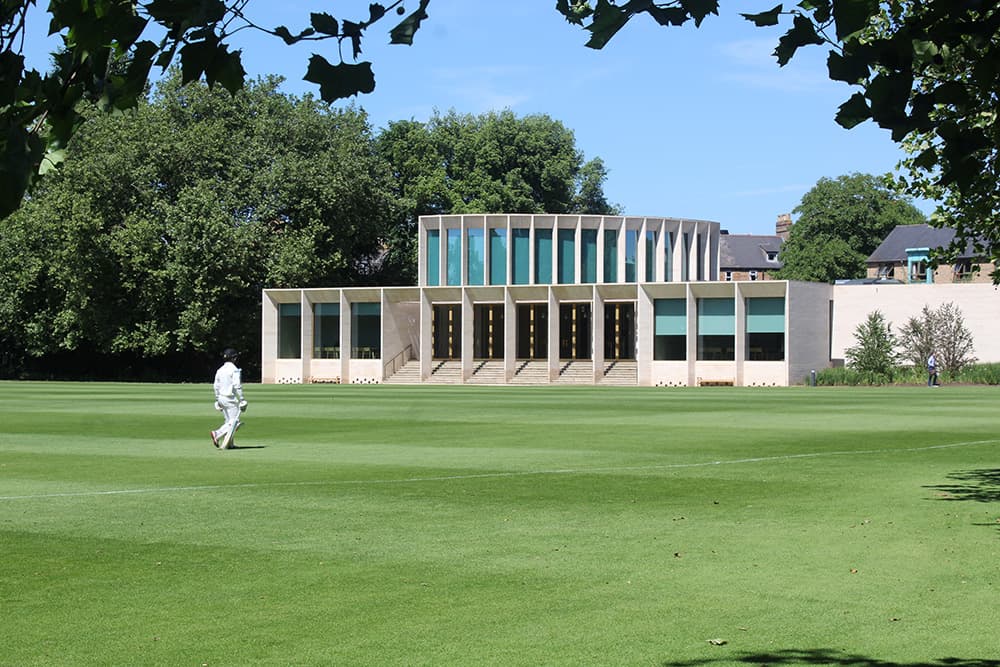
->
[211, 348, 247, 450]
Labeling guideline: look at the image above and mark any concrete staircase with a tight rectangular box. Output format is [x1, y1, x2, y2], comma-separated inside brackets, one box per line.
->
[384, 359, 421, 384]
[427, 360, 463, 384]
[467, 360, 506, 384]
[554, 360, 594, 385]
[601, 359, 638, 386]
[510, 360, 550, 385]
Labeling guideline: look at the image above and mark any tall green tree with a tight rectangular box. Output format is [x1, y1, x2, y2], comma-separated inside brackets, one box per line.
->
[1, 0, 428, 217]
[0, 71, 396, 376]
[375, 109, 621, 283]
[845, 310, 898, 385]
[775, 173, 926, 283]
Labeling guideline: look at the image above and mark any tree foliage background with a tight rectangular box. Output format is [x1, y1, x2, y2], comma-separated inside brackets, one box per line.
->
[775, 173, 926, 283]
[0, 72, 616, 380]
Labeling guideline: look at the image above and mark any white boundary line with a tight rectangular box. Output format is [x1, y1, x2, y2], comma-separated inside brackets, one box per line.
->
[0, 438, 995, 502]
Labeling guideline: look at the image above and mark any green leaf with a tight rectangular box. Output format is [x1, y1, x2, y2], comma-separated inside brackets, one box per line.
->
[648, 7, 691, 27]
[774, 14, 825, 66]
[310, 12, 339, 36]
[834, 92, 870, 128]
[831, 0, 878, 40]
[304, 55, 375, 102]
[584, 0, 630, 50]
[799, 0, 831, 23]
[368, 3, 386, 24]
[389, 0, 430, 45]
[827, 49, 869, 84]
[679, 0, 720, 27]
[742, 5, 782, 27]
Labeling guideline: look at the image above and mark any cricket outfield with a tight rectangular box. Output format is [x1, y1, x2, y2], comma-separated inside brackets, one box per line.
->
[1, 382, 997, 666]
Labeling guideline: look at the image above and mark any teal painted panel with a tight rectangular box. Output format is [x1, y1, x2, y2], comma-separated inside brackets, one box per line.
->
[489, 228, 507, 285]
[446, 228, 461, 286]
[581, 229, 598, 283]
[512, 229, 530, 285]
[535, 229, 552, 284]
[697, 298, 735, 335]
[604, 230, 618, 282]
[746, 297, 785, 333]
[426, 229, 440, 286]
[654, 299, 686, 335]
[558, 229, 575, 284]
[467, 228, 484, 286]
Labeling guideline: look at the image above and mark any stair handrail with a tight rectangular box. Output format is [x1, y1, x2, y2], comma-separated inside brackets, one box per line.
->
[383, 345, 413, 379]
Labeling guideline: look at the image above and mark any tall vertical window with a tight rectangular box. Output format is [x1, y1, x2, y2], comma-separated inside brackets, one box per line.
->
[645, 230, 657, 282]
[467, 228, 485, 286]
[351, 303, 381, 358]
[663, 232, 673, 282]
[512, 229, 530, 285]
[625, 229, 638, 283]
[535, 228, 553, 284]
[604, 229, 618, 282]
[746, 297, 784, 361]
[426, 229, 440, 286]
[581, 229, 598, 283]
[696, 233, 706, 281]
[313, 303, 340, 359]
[558, 228, 575, 284]
[489, 228, 507, 285]
[653, 298, 686, 360]
[278, 303, 301, 359]
[697, 298, 734, 360]
[681, 232, 691, 282]
[446, 228, 462, 286]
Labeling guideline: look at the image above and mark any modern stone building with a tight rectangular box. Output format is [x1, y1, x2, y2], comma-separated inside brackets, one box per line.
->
[261, 214, 1000, 386]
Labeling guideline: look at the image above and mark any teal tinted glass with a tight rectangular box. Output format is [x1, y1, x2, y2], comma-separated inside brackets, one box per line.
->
[625, 229, 637, 283]
[467, 228, 484, 285]
[654, 299, 686, 335]
[426, 229, 440, 286]
[604, 230, 618, 282]
[512, 229, 530, 284]
[746, 297, 785, 333]
[535, 229, 552, 284]
[697, 298, 735, 335]
[489, 228, 507, 285]
[446, 228, 461, 285]
[581, 229, 598, 283]
[558, 229, 575, 284]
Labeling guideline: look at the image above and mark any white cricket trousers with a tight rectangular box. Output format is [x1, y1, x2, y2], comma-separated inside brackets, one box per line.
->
[216, 398, 241, 441]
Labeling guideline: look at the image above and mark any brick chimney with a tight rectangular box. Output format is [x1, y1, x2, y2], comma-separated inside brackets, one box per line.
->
[775, 213, 792, 239]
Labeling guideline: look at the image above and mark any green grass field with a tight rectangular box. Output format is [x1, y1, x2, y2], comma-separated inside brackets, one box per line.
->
[1, 381, 997, 667]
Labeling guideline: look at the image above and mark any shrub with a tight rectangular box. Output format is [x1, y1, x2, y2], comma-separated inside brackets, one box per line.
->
[845, 311, 899, 384]
[898, 302, 976, 377]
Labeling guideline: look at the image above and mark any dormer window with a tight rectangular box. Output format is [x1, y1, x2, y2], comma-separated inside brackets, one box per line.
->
[765, 251, 779, 262]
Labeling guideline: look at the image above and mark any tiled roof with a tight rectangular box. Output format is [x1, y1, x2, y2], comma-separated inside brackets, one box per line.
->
[867, 224, 979, 263]
[719, 234, 783, 270]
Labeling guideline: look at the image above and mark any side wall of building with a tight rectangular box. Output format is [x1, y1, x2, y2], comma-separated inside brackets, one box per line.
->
[830, 283, 1000, 364]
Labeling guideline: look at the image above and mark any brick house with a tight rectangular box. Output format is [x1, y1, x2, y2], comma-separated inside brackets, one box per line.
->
[866, 224, 995, 284]
[718, 214, 789, 281]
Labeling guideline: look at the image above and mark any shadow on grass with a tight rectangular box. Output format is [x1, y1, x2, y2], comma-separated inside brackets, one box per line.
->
[661, 649, 1000, 666]
[925, 469, 1000, 503]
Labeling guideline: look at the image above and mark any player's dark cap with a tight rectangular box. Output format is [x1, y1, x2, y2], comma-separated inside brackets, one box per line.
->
[223, 348, 239, 361]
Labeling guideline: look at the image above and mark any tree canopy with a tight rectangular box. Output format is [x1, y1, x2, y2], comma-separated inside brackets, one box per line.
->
[0, 71, 617, 379]
[775, 173, 926, 283]
[0, 71, 397, 376]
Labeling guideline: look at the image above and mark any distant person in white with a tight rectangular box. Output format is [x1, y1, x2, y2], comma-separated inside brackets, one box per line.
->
[211, 348, 247, 449]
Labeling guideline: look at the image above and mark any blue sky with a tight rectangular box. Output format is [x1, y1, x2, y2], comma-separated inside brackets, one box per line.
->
[23, 1, 932, 236]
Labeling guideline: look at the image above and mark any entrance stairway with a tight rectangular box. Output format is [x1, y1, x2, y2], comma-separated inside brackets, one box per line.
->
[554, 360, 594, 385]
[467, 360, 505, 385]
[601, 360, 638, 386]
[510, 360, 550, 385]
